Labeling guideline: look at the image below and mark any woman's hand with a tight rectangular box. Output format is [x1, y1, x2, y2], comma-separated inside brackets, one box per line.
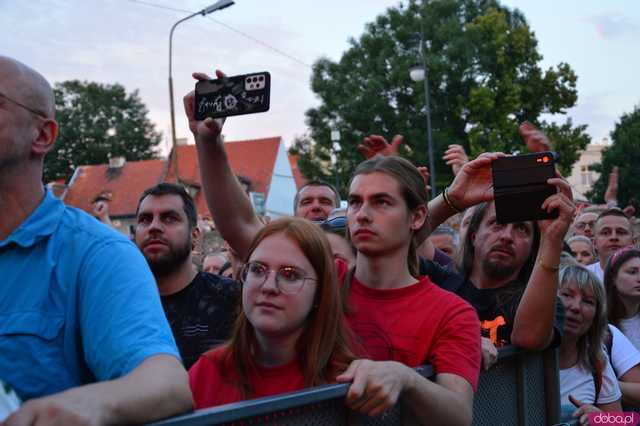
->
[569, 394, 601, 426]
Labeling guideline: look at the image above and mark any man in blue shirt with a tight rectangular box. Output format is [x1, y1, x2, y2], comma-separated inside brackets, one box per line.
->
[0, 56, 192, 424]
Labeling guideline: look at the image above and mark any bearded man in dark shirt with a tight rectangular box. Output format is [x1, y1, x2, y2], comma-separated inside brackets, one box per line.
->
[134, 183, 239, 369]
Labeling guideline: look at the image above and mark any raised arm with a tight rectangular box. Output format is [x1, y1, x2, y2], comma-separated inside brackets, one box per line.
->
[183, 71, 263, 259]
[511, 175, 575, 349]
[427, 152, 505, 235]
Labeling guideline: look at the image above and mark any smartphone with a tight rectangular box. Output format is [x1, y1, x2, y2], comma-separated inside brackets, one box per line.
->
[492, 152, 558, 224]
[194, 72, 271, 120]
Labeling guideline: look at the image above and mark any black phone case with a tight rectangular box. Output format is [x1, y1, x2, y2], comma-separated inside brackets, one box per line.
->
[492, 152, 559, 224]
[194, 72, 270, 120]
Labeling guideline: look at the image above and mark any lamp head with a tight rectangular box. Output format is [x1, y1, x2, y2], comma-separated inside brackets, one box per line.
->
[409, 64, 425, 82]
[202, 0, 234, 15]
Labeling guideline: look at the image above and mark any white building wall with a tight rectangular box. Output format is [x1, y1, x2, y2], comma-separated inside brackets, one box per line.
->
[567, 142, 606, 201]
[264, 141, 297, 217]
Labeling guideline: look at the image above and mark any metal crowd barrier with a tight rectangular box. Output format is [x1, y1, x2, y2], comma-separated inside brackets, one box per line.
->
[148, 347, 560, 426]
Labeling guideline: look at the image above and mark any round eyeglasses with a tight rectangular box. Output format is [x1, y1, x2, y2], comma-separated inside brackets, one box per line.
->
[240, 261, 316, 294]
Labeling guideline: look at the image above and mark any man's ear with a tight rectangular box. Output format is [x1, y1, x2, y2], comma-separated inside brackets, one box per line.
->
[191, 225, 202, 250]
[31, 119, 58, 156]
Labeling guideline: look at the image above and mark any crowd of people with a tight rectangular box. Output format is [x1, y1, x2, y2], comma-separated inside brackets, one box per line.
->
[1, 56, 639, 426]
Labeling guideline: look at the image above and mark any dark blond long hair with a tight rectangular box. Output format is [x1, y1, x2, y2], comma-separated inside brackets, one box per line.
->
[341, 156, 428, 309]
[559, 264, 608, 372]
[221, 217, 355, 397]
[604, 248, 640, 327]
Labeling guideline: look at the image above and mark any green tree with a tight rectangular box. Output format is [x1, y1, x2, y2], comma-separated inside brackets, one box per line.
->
[44, 81, 161, 182]
[540, 119, 590, 176]
[587, 106, 640, 209]
[299, 0, 587, 194]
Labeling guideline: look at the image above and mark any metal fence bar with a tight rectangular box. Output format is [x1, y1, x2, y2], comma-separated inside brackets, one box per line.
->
[543, 349, 560, 426]
[149, 383, 351, 426]
[516, 354, 527, 426]
[148, 348, 558, 426]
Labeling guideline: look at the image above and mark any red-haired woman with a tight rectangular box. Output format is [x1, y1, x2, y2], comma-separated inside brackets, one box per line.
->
[189, 217, 355, 407]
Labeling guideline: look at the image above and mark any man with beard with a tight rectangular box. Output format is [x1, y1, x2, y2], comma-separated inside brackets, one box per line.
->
[420, 197, 573, 368]
[451, 200, 572, 368]
[134, 183, 239, 369]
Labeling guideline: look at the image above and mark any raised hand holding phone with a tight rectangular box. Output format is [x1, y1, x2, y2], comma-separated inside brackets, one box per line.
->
[183, 70, 225, 145]
[194, 71, 270, 120]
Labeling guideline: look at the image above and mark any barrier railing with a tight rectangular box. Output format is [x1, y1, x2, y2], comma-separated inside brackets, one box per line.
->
[149, 346, 560, 426]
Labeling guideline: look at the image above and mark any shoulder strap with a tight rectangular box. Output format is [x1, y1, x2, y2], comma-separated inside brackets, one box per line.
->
[605, 329, 614, 363]
[592, 358, 604, 404]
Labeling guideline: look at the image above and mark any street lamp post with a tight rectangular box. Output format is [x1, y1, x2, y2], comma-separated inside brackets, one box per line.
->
[331, 130, 341, 192]
[409, 34, 437, 199]
[168, 0, 235, 150]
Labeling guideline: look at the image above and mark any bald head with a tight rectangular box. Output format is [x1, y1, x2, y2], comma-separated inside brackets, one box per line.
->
[0, 56, 55, 119]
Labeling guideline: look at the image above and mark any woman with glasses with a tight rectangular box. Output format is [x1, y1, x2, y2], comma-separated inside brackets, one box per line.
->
[188, 217, 355, 408]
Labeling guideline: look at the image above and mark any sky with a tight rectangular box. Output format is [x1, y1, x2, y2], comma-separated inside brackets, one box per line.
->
[2, 0, 639, 156]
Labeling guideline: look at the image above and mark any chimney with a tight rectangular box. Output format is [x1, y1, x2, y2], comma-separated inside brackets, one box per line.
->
[108, 156, 126, 168]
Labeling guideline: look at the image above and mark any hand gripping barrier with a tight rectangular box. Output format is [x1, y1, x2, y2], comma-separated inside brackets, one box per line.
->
[148, 347, 560, 426]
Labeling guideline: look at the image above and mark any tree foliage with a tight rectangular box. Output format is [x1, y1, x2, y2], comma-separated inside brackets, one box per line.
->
[587, 106, 640, 209]
[44, 81, 161, 182]
[540, 119, 590, 176]
[298, 0, 588, 195]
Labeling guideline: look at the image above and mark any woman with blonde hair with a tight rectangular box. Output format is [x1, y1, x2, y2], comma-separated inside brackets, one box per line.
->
[558, 264, 621, 425]
[188, 217, 355, 407]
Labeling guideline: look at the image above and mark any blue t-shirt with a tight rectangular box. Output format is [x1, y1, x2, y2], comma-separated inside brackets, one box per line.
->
[0, 190, 180, 400]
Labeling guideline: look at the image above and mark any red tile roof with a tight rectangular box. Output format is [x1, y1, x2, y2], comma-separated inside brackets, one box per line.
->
[64, 137, 285, 218]
[287, 153, 307, 190]
[63, 159, 165, 217]
[172, 137, 282, 191]
[164, 137, 282, 216]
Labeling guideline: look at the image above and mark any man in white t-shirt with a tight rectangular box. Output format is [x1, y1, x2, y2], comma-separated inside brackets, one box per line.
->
[586, 208, 635, 282]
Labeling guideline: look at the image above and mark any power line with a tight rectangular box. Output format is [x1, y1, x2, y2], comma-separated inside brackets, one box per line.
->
[127, 0, 313, 68]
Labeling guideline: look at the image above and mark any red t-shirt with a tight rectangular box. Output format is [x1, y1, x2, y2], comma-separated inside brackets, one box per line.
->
[189, 346, 306, 409]
[336, 259, 481, 390]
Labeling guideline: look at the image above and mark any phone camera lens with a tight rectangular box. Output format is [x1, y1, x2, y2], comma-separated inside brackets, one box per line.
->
[258, 76, 264, 81]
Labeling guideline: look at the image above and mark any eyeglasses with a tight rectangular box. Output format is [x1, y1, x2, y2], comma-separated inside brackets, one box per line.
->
[241, 261, 316, 294]
[574, 221, 595, 230]
[320, 216, 347, 234]
[0, 91, 48, 119]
